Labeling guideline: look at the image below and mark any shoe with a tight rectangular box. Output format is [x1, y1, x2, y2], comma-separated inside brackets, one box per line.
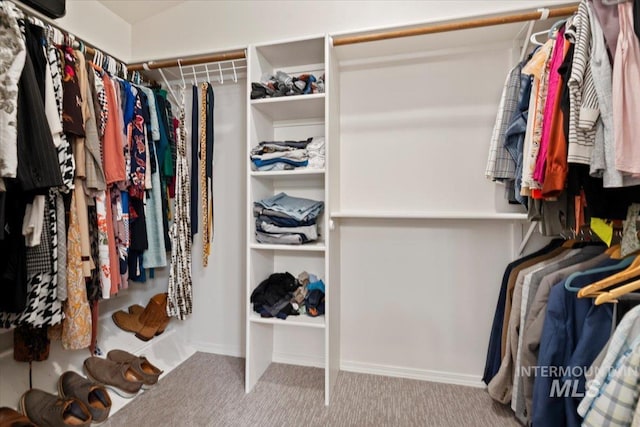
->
[0, 407, 35, 427]
[58, 371, 111, 424]
[112, 293, 170, 341]
[107, 350, 163, 389]
[128, 304, 170, 336]
[19, 389, 91, 427]
[83, 357, 143, 399]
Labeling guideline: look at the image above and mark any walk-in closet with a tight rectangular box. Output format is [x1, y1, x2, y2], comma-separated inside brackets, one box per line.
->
[4, 0, 640, 426]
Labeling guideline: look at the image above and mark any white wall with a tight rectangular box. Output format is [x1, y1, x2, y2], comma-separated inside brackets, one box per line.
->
[59, 0, 132, 61]
[123, 0, 566, 383]
[4, 0, 566, 388]
[130, 0, 574, 62]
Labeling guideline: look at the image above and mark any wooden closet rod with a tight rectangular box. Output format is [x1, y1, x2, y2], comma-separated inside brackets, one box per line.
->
[333, 4, 578, 46]
[128, 50, 247, 72]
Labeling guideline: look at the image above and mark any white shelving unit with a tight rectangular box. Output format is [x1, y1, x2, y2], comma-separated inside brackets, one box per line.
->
[245, 35, 338, 405]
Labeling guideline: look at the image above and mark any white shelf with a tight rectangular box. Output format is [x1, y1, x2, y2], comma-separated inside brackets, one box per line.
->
[250, 169, 325, 178]
[249, 241, 326, 252]
[249, 312, 326, 329]
[330, 211, 528, 220]
[251, 93, 325, 121]
[256, 37, 325, 70]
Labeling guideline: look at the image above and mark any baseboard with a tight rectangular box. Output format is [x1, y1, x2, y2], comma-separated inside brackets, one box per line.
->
[340, 360, 485, 388]
[190, 345, 484, 388]
[192, 342, 243, 358]
[272, 351, 325, 368]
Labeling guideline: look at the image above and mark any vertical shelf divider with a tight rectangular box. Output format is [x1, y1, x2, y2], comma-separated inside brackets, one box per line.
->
[245, 36, 333, 405]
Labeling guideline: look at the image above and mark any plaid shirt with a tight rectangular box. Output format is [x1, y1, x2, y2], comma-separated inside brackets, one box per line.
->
[485, 63, 521, 181]
[579, 305, 640, 419]
[582, 345, 640, 427]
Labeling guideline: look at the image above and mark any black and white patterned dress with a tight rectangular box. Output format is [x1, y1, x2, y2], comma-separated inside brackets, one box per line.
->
[167, 94, 193, 320]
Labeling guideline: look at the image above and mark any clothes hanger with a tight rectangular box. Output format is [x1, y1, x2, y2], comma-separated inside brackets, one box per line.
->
[547, 19, 567, 39]
[232, 60, 238, 83]
[595, 276, 640, 305]
[565, 256, 634, 292]
[177, 59, 186, 90]
[577, 254, 640, 298]
[529, 30, 547, 46]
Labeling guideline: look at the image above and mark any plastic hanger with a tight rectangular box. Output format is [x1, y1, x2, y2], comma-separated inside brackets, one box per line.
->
[529, 30, 547, 46]
[177, 59, 186, 90]
[577, 255, 640, 298]
[547, 19, 567, 39]
[565, 256, 634, 292]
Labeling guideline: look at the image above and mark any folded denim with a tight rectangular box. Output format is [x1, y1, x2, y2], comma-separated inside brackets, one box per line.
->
[257, 220, 318, 241]
[255, 192, 324, 222]
[252, 158, 308, 168]
[255, 230, 305, 245]
[253, 163, 293, 172]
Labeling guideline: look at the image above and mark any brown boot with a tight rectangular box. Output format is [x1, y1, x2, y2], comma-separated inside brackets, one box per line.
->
[128, 304, 170, 336]
[0, 407, 36, 427]
[112, 293, 170, 341]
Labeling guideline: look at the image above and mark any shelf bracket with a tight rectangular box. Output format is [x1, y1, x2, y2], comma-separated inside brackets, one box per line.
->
[518, 221, 537, 257]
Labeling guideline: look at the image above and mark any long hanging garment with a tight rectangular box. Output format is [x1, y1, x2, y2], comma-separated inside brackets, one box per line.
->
[199, 82, 215, 267]
[190, 84, 199, 240]
[199, 83, 209, 265]
[167, 91, 192, 319]
[206, 83, 214, 255]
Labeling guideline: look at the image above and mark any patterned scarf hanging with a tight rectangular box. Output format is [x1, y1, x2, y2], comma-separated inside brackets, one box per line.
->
[167, 90, 193, 320]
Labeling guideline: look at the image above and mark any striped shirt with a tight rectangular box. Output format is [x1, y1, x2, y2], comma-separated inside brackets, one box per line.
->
[567, 0, 599, 165]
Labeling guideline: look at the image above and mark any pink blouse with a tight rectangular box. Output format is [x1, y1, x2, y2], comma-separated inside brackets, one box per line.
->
[533, 27, 566, 183]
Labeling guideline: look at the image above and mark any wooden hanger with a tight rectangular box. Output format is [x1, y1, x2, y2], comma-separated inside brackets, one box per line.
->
[595, 277, 640, 305]
[606, 244, 623, 259]
[578, 254, 640, 298]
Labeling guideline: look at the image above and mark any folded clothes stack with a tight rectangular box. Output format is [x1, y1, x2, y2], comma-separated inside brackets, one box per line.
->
[251, 271, 325, 319]
[250, 137, 325, 171]
[250, 70, 325, 99]
[253, 192, 324, 245]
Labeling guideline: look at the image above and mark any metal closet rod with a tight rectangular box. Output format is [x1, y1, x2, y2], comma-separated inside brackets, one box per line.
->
[332, 4, 579, 46]
[128, 50, 247, 71]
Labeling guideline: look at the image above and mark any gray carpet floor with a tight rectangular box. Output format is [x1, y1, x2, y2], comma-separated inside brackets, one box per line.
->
[103, 352, 518, 427]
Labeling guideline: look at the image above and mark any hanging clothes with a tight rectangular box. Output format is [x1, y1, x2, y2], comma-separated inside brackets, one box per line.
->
[613, 1, 640, 176]
[167, 94, 192, 320]
[0, 1, 26, 180]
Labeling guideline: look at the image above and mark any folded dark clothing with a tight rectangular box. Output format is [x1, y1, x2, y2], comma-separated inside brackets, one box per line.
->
[259, 138, 312, 149]
[250, 272, 299, 307]
[256, 305, 287, 319]
[252, 158, 308, 168]
[257, 214, 316, 227]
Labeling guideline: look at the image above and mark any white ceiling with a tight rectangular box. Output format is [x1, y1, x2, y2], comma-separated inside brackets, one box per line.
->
[98, 0, 186, 24]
